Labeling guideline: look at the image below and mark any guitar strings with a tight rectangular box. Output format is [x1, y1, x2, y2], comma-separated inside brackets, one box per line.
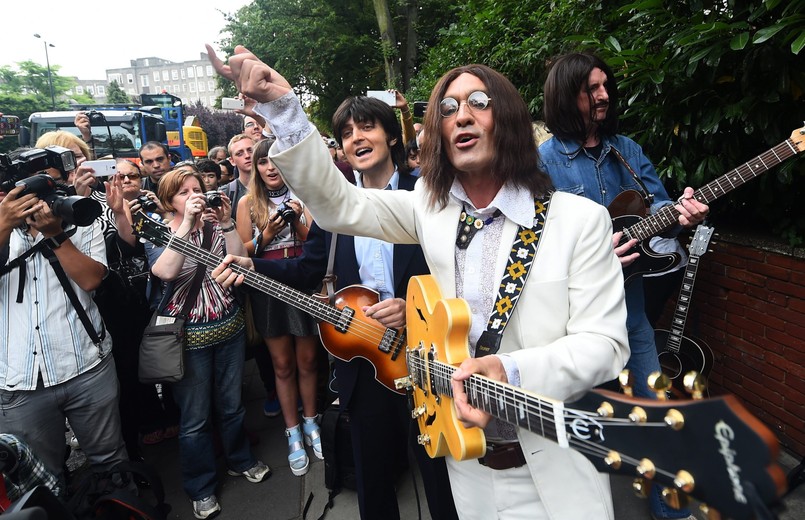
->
[624, 139, 798, 242]
[406, 350, 678, 481]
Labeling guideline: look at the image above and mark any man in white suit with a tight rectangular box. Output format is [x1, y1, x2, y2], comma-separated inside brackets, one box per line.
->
[208, 45, 630, 520]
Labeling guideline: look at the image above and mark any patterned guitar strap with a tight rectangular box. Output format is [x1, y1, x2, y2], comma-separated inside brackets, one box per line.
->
[475, 194, 552, 358]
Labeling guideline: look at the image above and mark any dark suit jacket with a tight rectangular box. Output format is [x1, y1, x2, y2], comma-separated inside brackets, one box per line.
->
[252, 172, 428, 407]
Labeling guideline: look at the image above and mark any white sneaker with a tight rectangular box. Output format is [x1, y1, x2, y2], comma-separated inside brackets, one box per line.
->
[227, 460, 272, 483]
[192, 495, 221, 519]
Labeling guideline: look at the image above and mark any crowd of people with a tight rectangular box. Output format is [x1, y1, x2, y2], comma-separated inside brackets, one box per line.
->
[0, 44, 711, 520]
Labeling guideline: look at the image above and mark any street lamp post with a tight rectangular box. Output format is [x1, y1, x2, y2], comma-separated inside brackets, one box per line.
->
[33, 34, 56, 110]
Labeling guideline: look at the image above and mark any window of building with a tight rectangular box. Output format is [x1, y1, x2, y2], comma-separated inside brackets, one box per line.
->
[140, 75, 149, 87]
[153, 71, 160, 81]
[181, 69, 186, 80]
[187, 67, 195, 78]
[208, 80, 216, 92]
[206, 65, 214, 77]
[174, 84, 180, 93]
[198, 82, 206, 93]
[182, 84, 187, 93]
[87, 86, 95, 95]
[162, 70, 169, 81]
[127, 73, 134, 84]
[189, 83, 196, 93]
[196, 65, 204, 77]
[97, 86, 105, 95]
[171, 69, 178, 80]
[76, 86, 84, 94]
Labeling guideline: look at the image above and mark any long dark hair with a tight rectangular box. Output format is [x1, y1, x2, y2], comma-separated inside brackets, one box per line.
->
[332, 96, 408, 175]
[543, 52, 619, 143]
[420, 64, 552, 209]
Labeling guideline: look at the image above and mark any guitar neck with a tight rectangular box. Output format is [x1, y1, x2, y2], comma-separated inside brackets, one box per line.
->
[162, 233, 344, 326]
[625, 137, 800, 242]
[413, 355, 565, 445]
[664, 255, 702, 354]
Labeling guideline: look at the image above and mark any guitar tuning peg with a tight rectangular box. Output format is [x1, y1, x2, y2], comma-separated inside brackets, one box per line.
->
[683, 371, 708, 399]
[631, 478, 650, 498]
[618, 369, 634, 396]
[661, 487, 690, 510]
[647, 371, 671, 400]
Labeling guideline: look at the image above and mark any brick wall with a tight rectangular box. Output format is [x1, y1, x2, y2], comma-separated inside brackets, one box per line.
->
[660, 232, 805, 457]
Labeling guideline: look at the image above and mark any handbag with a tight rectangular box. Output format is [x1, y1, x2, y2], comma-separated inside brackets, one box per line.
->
[138, 225, 211, 384]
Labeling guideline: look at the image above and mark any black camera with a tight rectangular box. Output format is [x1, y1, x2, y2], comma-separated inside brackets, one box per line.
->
[136, 195, 158, 213]
[204, 191, 223, 208]
[0, 147, 100, 227]
[87, 110, 107, 126]
[15, 175, 101, 227]
[275, 201, 296, 224]
[0, 146, 77, 192]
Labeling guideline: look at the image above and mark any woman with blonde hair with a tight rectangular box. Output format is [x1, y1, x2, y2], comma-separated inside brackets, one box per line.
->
[236, 138, 322, 476]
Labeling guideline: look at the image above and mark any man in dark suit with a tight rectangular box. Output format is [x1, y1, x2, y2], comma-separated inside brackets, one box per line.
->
[213, 97, 457, 520]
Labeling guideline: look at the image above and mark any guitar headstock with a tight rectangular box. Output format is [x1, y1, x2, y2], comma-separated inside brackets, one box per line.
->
[790, 124, 805, 153]
[687, 224, 715, 257]
[570, 389, 786, 519]
[131, 211, 171, 247]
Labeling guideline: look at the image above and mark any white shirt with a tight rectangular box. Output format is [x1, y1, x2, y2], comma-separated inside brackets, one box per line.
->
[354, 171, 399, 301]
[0, 222, 111, 391]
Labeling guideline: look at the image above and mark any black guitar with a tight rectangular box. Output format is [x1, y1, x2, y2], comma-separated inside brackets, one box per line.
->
[609, 125, 805, 283]
[654, 224, 716, 398]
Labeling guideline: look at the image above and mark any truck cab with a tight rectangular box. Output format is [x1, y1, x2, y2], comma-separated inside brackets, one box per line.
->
[24, 107, 168, 161]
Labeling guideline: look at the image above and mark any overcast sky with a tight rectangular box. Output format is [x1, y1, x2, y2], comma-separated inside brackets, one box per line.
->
[5, 0, 252, 80]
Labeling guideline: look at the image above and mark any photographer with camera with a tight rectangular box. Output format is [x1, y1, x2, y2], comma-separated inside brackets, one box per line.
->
[235, 139, 320, 477]
[0, 149, 129, 489]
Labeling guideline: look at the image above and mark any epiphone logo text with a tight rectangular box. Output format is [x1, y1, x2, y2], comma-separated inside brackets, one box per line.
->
[714, 421, 748, 504]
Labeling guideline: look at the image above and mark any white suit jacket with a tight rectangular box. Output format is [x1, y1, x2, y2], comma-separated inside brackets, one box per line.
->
[272, 129, 629, 519]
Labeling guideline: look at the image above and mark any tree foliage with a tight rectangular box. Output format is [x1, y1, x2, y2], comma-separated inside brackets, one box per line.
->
[411, 0, 805, 243]
[106, 80, 130, 104]
[216, 0, 457, 131]
[185, 100, 244, 149]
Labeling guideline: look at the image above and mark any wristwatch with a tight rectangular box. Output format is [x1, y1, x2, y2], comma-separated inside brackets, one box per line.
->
[45, 232, 70, 250]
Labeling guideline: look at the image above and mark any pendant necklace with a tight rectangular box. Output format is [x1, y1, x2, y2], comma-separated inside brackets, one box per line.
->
[456, 207, 502, 249]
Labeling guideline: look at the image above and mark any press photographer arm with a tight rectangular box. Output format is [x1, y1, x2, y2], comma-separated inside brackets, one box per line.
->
[27, 203, 106, 292]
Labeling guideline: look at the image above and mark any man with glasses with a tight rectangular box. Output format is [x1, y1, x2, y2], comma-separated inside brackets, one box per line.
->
[209, 47, 630, 520]
[138, 141, 172, 192]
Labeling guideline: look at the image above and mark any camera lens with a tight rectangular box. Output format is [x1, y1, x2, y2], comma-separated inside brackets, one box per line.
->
[205, 191, 223, 208]
[137, 195, 158, 213]
[276, 202, 296, 224]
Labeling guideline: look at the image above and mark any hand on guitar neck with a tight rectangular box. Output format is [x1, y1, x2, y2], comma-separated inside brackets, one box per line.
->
[211, 254, 254, 288]
[674, 186, 709, 228]
[451, 356, 508, 430]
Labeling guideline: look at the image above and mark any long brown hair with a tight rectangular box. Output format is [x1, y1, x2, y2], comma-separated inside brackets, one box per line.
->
[246, 139, 277, 230]
[420, 64, 552, 209]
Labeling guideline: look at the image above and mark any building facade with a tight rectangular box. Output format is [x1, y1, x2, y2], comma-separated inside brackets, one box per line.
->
[67, 52, 222, 108]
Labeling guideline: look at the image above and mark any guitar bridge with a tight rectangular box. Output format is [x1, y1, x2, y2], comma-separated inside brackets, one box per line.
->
[334, 307, 354, 333]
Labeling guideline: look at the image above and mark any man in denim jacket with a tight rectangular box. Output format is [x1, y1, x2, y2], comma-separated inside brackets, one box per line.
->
[539, 52, 708, 520]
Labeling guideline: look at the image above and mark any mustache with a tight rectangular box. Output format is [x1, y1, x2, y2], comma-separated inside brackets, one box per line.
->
[594, 101, 609, 109]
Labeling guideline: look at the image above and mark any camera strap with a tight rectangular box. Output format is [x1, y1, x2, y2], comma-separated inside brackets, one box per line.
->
[0, 228, 78, 303]
[40, 241, 106, 346]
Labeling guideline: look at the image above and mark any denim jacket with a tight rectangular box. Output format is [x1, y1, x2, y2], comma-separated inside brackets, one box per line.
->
[538, 134, 672, 216]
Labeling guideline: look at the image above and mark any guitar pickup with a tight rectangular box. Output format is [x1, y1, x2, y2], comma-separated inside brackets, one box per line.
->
[334, 307, 355, 333]
[378, 328, 399, 354]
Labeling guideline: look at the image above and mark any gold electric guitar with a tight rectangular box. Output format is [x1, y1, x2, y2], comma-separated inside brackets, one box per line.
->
[398, 275, 787, 520]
